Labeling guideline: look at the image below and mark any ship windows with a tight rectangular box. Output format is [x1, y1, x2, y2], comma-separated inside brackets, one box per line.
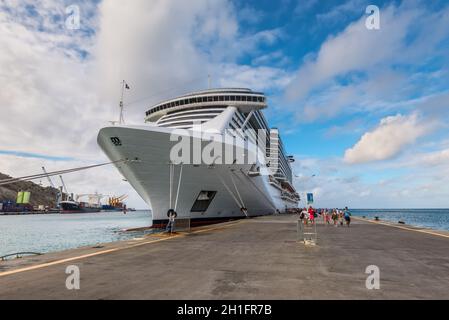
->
[225, 96, 230, 101]
[219, 96, 224, 101]
[231, 96, 236, 101]
[214, 96, 218, 102]
[236, 96, 241, 101]
[191, 191, 217, 213]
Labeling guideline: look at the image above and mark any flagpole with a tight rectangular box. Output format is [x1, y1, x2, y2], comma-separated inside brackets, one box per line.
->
[119, 80, 125, 124]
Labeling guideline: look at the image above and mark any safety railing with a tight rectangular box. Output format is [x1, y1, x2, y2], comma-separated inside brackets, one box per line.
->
[297, 220, 317, 245]
[1, 252, 42, 261]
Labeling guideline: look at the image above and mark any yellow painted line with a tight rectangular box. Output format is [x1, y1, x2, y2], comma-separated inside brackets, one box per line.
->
[0, 220, 243, 278]
[354, 217, 449, 239]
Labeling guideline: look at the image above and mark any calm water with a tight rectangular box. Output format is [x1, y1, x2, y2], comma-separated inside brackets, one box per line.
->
[351, 209, 449, 231]
[0, 210, 152, 257]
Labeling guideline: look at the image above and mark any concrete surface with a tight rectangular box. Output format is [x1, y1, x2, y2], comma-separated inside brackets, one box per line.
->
[0, 215, 448, 300]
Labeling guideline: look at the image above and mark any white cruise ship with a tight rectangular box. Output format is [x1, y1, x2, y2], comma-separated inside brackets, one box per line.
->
[97, 88, 299, 227]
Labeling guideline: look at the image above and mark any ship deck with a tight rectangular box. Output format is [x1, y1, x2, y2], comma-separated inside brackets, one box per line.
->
[0, 215, 449, 299]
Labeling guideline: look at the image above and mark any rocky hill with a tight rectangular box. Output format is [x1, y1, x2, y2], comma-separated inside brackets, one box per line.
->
[0, 172, 59, 207]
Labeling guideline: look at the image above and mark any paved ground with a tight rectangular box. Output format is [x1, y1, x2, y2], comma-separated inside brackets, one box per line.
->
[0, 215, 448, 300]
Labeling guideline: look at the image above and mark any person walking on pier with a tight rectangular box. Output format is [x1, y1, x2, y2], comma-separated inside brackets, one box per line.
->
[344, 207, 352, 227]
[166, 209, 177, 234]
[322, 209, 327, 224]
[300, 207, 307, 225]
[308, 206, 316, 225]
[332, 209, 338, 226]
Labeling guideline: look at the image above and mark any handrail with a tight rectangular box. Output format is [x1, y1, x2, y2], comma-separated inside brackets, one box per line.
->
[1, 252, 42, 261]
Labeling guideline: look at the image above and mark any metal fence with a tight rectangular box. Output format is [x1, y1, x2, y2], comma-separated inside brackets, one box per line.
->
[297, 219, 317, 245]
[174, 217, 191, 233]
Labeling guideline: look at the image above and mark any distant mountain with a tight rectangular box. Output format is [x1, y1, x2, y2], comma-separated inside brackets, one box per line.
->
[0, 172, 59, 207]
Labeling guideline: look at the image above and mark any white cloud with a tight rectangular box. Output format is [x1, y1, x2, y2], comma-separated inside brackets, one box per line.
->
[403, 148, 449, 168]
[292, 154, 449, 209]
[217, 64, 293, 92]
[284, 3, 449, 125]
[315, 0, 366, 24]
[421, 149, 449, 166]
[344, 113, 430, 164]
[285, 4, 417, 102]
[0, 0, 289, 208]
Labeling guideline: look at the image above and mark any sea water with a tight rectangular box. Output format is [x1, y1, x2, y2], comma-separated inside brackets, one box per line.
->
[0, 210, 152, 257]
[351, 209, 449, 231]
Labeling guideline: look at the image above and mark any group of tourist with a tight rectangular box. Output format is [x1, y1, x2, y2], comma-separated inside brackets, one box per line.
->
[299, 206, 352, 227]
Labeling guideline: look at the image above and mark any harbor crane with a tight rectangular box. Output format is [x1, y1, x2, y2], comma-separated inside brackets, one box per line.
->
[59, 175, 71, 201]
[42, 166, 62, 208]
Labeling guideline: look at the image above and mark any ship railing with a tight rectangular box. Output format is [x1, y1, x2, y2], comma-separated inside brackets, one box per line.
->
[1, 252, 42, 261]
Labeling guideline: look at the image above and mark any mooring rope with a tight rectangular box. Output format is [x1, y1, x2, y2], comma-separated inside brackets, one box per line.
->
[169, 162, 174, 209]
[0, 159, 129, 187]
[215, 171, 244, 209]
[229, 170, 246, 209]
[236, 169, 277, 211]
[174, 163, 184, 211]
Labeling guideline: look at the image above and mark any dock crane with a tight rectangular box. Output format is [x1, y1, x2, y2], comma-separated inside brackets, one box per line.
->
[59, 175, 71, 201]
[108, 194, 128, 208]
[42, 166, 62, 208]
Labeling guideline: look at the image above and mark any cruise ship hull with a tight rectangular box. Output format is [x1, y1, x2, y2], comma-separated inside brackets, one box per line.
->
[97, 125, 297, 227]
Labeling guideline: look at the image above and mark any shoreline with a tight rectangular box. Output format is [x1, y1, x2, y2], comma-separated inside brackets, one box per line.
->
[1, 215, 448, 299]
[353, 216, 449, 238]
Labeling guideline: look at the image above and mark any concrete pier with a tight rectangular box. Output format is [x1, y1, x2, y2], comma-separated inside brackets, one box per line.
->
[0, 215, 448, 300]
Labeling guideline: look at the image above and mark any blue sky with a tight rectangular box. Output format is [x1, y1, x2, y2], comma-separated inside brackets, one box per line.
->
[1, 0, 448, 208]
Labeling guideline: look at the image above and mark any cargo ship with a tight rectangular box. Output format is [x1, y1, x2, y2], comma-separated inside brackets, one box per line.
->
[59, 200, 102, 214]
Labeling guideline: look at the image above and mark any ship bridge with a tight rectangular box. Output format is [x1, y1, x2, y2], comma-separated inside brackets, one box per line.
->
[145, 88, 267, 126]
